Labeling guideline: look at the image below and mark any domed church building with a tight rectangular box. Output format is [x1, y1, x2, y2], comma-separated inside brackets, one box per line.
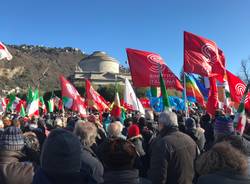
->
[72, 51, 130, 85]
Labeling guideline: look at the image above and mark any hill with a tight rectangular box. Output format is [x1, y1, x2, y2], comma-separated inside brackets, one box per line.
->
[0, 44, 86, 95]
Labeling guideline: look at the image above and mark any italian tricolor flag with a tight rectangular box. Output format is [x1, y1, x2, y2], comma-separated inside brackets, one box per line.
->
[26, 89, 39, 118]
[234, 84, 250, 135]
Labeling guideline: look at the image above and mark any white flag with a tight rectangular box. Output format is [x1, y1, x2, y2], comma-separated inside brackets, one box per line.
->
[0, 42, 13, 60]
[124, 78, 145, 114]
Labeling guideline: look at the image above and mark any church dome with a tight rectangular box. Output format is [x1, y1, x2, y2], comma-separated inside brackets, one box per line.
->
[79, 51, 119, 73]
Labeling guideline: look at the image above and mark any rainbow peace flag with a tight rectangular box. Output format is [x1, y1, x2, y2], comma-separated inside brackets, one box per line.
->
[185, 74, 205, 107]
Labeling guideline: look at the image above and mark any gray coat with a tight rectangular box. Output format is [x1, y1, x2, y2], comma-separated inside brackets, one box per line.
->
[80, 146, 104, 184]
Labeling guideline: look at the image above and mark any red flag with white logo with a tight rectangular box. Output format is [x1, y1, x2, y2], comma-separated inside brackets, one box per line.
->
[226, 70, 248, 103]
[184, 31, 225, 79]
[126, 48, 183, 91]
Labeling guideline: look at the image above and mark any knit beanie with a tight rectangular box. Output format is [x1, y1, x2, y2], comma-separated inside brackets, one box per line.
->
[0, 126, 24, 151]
[128, 124, 140, 138]
[41, 128, 81, 174]
[214, 116, 234, 136]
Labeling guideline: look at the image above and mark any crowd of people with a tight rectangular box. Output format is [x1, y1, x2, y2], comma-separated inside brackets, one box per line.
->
[0, 108, 250, 184]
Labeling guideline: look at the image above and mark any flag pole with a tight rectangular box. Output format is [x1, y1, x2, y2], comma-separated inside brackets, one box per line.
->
[183, 31, 189, 117]
[183, 72, 189, 117]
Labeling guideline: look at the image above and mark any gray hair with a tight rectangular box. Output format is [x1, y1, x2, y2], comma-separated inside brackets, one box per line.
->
[158, 111, 178, 127]
[107, 121, 123, 138]
[74, 121, 97, 147]
[145, 110, 154, 121]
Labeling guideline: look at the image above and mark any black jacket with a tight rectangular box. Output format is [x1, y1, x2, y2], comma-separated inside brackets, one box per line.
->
[80, 146, 104, 184]
[148, 127, 198, 184]
[103, 169, 151, 184]
[0, 150, 34, 184]
[197, 171, 250, 184]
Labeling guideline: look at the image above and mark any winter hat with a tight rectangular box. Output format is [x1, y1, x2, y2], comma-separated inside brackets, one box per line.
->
[0, 126, 24, 151]
[127, 124, 140, 138]
[214, 116, 234, 136]
[158, 111, 178, 128]
[185, 118, 196, 130]
[41, 128, 81, 174]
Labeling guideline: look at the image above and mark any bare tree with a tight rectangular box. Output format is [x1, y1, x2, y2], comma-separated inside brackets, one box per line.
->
[240, 57, 250, 84]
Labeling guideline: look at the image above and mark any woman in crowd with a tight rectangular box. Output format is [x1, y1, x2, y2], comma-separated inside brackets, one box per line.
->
[196, 141, 250, 184]
[74, 121, 104, 184]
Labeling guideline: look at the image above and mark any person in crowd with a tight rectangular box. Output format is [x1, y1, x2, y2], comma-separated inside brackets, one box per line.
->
[200, 113, 214, 150]
[33, 128, 85, 184]
[74, 121, 104, 184]
[53, 117, 64, 128]
[195, 141, 250, 184]
[99, 138, 151, 184]
[127, 122, 147, 177]
[65, 115, 79, 132]
[107, 121, 126, 139]
[0, 126, 34, 184]
[23, 131, 41, 168]
[148, 111, 198, 184]
[12, 118, 21, 128]
[88, 114, 107, 145]
[213, 114, 250, 156]
[122, 117, 133, 137]
[127, 124, 145, 157]
[2, 115, 12, 128]
[185, 117, 206, 151]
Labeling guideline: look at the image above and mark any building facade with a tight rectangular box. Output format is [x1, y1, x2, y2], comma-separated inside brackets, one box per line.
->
[72, 51, 131, 86]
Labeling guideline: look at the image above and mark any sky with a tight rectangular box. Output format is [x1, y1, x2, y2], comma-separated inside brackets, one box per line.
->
[1, 0, 250, 77]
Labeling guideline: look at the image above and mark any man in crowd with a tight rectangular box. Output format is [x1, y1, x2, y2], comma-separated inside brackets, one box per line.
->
[148, 111, 198, 184]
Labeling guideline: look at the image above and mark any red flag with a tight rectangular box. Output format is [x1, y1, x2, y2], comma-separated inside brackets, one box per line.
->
[206, 77, 219, 116]
[71, 96, 87, 118]
[184, 31, 225, 79]
[60, 75, 86, 116]
[226, 70, 250, 112]
[226, 70, 247, 103]
[85, 80, 108, 111]
[126, 48, 183, 91]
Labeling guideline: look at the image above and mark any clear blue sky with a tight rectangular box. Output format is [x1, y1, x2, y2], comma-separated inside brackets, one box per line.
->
[1, 0, 250, 77]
